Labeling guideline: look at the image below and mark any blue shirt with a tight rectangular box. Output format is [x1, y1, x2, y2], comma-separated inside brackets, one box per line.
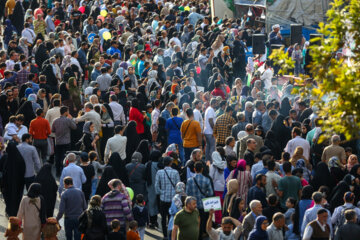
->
[59, 163, 87, 194]
[91, 69, 101, 82]
[186, 173, 213, 209]
[106, 46, 121, 58]
[165, 116, 183, 144]
[155, 166, 180, 202]
[56, 186, 87, 220]
[247, 185, 268, 208]
[161, 109, 171, 120]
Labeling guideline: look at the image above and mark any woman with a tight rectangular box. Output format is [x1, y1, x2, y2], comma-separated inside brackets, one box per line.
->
[248, 216, 269, 240]
[16, 100, 36, 128]
[270, 114, 292, 150]
[211, 34, 225, 56]
[4, 20, 16, 48]
[251, 80, 262, 99]
[156, 117, 167, 153]
[118, 90, 129, 117]
[64, 36, 76, 55]
[68, 77, 82, 115]
[108, 152, 129, 186]
[290, 147, 308, 166]
[224, 154, 237, 181]
[222, 179, 239, 218]
[34, 43, 49, 70]
[329, 174, 354, 211]
[293, 185, 314, 235]
[33, 14, 46, 38]
[80, 154, 95, 202]
[87, 38, 101, 62]
[95, 166, 118, 197]
[81, 121, 99, 153]
[268, 85, 281, 102]
[0, 143, 26, 217]
[34, 163, 58, 217]
[145, 150, 161, 228]
[231, 78, 243, 97]
[124, 121, 141, 163]
[100, 104, 114, 157]
[19, 37, 29, 58]
[264, 130, 282, 160]
[136, 139, 150, 164]
[226, 159, 252, 204]
[280, 97, 291, 117]
[17, 183, 46, 240]
[346, 154, 358, 172]
[210, 150, 226, 224]
[329, 156, 346, 185]
[168, 182, 187, 236]
[129, 99, 145, 137]
[79, 195, 108, 240]
[125, 152, 147, 201]
[311, 162, 335, 191]
[11, 1, 25, 34]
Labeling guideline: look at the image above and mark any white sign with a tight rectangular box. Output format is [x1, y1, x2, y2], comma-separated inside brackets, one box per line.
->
[202, 196, 221, 212]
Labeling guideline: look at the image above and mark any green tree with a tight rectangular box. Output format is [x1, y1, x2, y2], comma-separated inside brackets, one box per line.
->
[269, 0, 360, 140]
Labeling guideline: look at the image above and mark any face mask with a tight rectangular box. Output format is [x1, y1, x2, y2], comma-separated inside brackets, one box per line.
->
[31, 60, 35, 64]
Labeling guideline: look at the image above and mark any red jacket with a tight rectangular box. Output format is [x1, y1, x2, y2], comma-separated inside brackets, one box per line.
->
[129, 107, 144, 134]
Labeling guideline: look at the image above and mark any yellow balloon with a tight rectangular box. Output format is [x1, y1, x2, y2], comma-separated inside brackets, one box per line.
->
[103, 31, 111, 40]
[100, 10, 108, 17]
[184, 6, 190, 11]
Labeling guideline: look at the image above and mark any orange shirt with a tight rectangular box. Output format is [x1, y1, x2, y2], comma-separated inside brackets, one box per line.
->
[29, 117, 51, 140]
[5, 0, 15, 16]
[126, 230, 140, 240]
[180, 119, 201, 148]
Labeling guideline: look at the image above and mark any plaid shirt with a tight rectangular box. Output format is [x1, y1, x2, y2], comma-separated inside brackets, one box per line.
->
[16, 69, 30, 86]
[213, 113, 236, 145]
[155, 166, 180, 202]
[186, 173, 214, 209]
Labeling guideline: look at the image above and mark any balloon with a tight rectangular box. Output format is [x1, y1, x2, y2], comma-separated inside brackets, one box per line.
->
[97, 15, 105, 22]
[103, 31, 111, 40]
[79, 6, 85, 13]
[87, 33, 96, 44]
[184, 6, 190, 11]
[126, 187, 134, 200]
[100, 9, 108, 17]
[196, 66, 201, 74]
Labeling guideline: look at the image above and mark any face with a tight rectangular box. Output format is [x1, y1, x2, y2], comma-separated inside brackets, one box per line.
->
[230, 160, 237, 168]
[318, 212, 328, 224]
[248, 140, 257, 150]
[259, 176, 266, 187]
[6, 91, 13, 100]
[285, 199, 293, 208]
[261, 220, 269, 231]
[89, 124, 95, 132]
[128, 67, 134, 74]
[253, 203, 263, 215]
[195, 151, 202, 161]
[274, 218, 285, 228]
[349, 155, 358, 165]
[221, 223, 233, 236]
[290, 112, 297, 119]
[187, 200, 197, 211]
[13, 88, 19, 96]
[238, 199, 245, 211]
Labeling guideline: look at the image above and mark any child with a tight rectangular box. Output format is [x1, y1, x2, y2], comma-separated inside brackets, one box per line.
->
[127, 220, 141, 240]
[262, 194, 282, 224]
[5, 217, 22, 240]
[284, 197, 296, 225]
[108, 219, 125, 240]
[89, 151, 105, 196]
[132, 194, 148, 240]
[42, 217, 61, 240]
[285, 214, 301, 240]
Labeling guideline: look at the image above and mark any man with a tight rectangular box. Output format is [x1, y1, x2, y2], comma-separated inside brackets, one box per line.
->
[109, 95, 126, 126]
[301, 192, 332, 236]
[104, 125, 127, 161]
[155, 157, 180, 239]
[186, 162, 214, 238]
[267, 213, 285, 240]
[101, 179, 133, 235]
[15, 61, 30, 86]
[211, 80, 225, 100]
[21, 23, 36, 46]
[332, 192, 360, 230]
[17, 133, 41, 190]
[172, 196, 200, 240]
[151, 99, 162, 135]
[96, 67, 112, 99]
[232, 112, 246, 140]
[244, 138, 257, 167]
[335, 209, 360, 240]
[303, 209, 331, 240]
[59, 153, 86, 194]
[277, 162, 302, 209]
[243, 200, 263, 239]
[56, 177, 87, 240]
[198, 47, 214, 88]
[91, 62, 101, 81]
[213, 106, 236, 147]
[322, 134, 346, 164]
[77, 42, 88, 71]
[260, 60, 274, 90]
[206, 209, 242, 240]
[248, 174, 268, 208]
[181, 108, 202, 163]
[193, 99, 203, 131]
[269, 24, 283, 45]
[52, 106, 77, 176]
[204, 98, 217, 162]
[29, 108, 51, 164]
[75, 102, 102, 133]
[262, 102, 275, 133]
[45, 99, 61, 136]
[252, 100, 265, 127]
[45, 9, 55, 34]
[106, 41, 121, 57]
[298, 101, 313, 123]
[284, 127, 311, 160]
[239, 124, 264, 158]
[265, 160, 281, 197]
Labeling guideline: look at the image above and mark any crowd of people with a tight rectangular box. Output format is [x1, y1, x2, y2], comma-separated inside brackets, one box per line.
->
[0, 0, 359, 240]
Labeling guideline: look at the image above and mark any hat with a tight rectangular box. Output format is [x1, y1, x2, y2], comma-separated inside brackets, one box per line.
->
[255, 125, 264, 131]
[216, 96, 223, 102]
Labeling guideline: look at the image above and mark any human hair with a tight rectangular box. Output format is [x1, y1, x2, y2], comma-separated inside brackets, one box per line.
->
[21, 133, 32, 142]
[111, 179, 122, 189]
[85, 102, 93, 110]
[185, 196, 197, 206]
[331, 134, 340, 144]
[221, 217, 233, 225]
[255, 100, 263, 109]
[36, 108, 43, 116]
[114, 125, 124, 134]
[129, 220, 138, 229]
[249, 200, 261, 211]
[268, 194, 278, 205]
[292, 127, 301, 136]
[16, 114, 24, 122]
[226, 136, 235, 146]
[110, 95, 117, 102]
[64, 176, 73, 186]
[136, 194, 144, 203]
[60, 106, 69, 115]
[287, 197, 297, 206]
[111, 219, 121, 230]
[186, 108, 194, 118]
[236, 112, 245, 121]
[89, 195, 102, 208]
[283, 161, 292, 173]
[268, 160, 276, 171]
[255, 174, 265, 182]
[317, 208, 327, 215]
[273, 212, 285, 222]
[89, 151, 98, 162]
[345, 209, 356, 222]
[312, 192, 324, 204]
[269, 109, 278, 117]
[194, 161, 203, 173]
[225, 106, 233, 113]
[171, 107, 178, 116]
[282, 152, 290, 161]
[245, 124, 254, 132]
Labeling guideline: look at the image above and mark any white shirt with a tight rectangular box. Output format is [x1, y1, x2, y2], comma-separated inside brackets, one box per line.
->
[104, 134, 127, 161]
[70, 57, 83, 73]
[265, 171, 281, 197]
[204, 106, 215, 135]
[301, 204, 332, 235]
[284, 136, 311, 160]
[193, 108, 203, 132]
[21, 28, 36, 44]
[303, 220, 328, 240]
[109, 101, 126, 124]
[5, 59, 15, 71]
[4, 123, 28, 141]
[45, 106, 61, 137]
[260, 68, 273, 90]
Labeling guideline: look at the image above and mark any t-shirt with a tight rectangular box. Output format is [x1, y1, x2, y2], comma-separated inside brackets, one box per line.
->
[204, 107, 215, 135]
[165, 116, 183, 144]
[278, 175, 302, 208]
[174, 209, 200, 240]
[5, 0, 15, 15]
[180, 119, 201, 148]
[207, 226, 242, 240]
[71, 10, 82, 26]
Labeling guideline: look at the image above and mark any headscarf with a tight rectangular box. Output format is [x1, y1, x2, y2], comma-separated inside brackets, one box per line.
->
[145, 150, 162, 186]
[27, 183, 46, 224]
[25, 9, 33, 21]
[136, 140, 150, 164]
[281, 84, 294, 101]
[211, 35, 225, 50]
[173, 182, 186, 209]
[131, 151, 143, 164]
[254, 80, 261, 90]
[95, 166, 118, 197]
[280, 97, 291, 117]
[311, 162, 335, 190]
[123, 121, 140, 162]
[232, 159, 246, 179]
[108, 152, 129, 186]
[240, 86, 250, 96]
[268, 85, 281, 102]
[248, 216, 269, 240]
[226, 179, 239, 214]
[212, 151, 226, 170]
[68, 77, 80, 96]
[329, 174, 354, 211]
[59, 82, 70, 101]
[27, 183, 41, 198]
[166, 144, 177, 153]
[83, 121, 93, 134]
[328, 156, 342, 169]
[223, 45, 230, 55]
[25, 88, 34, 98]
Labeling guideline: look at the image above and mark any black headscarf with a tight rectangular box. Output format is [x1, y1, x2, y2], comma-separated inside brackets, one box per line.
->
[34, 163, 58, 217]
[108, 152, 129, 186]
[329, 174, 353, 211]
[270, 114, 291, 150]
[11, 1, 24, 34]
[95, 166, 118, 197]
[280, 97, 291, 117]
[123, 121, 140, 163]
[27, 183, 46, 224]
[16, 101, 36, 128]
[0, 142, 26, 216]
[136, 139, 150, 164]
[59, 82, 70, 101]
[264, 130, 282, 160]
[311, 162, 335, 191]
[0, 94, 10, 126]
[35, 43, 49, 69]
[144, 150, 161, 186]
[350, 164, 360, 179]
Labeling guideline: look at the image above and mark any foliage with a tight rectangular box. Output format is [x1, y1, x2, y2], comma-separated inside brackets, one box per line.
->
[269, 0, 360, 140]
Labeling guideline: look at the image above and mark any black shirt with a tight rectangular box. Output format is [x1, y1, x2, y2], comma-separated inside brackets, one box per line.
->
[71, 10, 82, 27]
[108, 231, 125, 240]
[244, 149, 255, 167]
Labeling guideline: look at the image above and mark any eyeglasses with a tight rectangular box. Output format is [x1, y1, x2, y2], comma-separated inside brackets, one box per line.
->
[7, 94, 13, 97]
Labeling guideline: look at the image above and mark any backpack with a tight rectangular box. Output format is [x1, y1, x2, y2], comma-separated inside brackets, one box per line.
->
[336, 205, 356, 229]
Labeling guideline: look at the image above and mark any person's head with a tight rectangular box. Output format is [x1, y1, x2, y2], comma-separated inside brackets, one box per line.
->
[136, 194, 144, 205]
[256, 174, 266, 187]
[272, 213, 285, 228]
[249, 200, 262, 215]
[317, 208, 328, 224]
[36, 108, 44, 117]
[269, 109, 278, 120]
[114, 125, 125, 135]
[246, 138, 257, 151]
[245, 124, 254, 134]
[286, 197, 296, 209]
[111, 219, 121, 231]
[191, 148, 202, 161]
[348, 154, 358, 166]
[171, 107, 179, 117]
[84, 102, 93, 112]
[109, 179, 122, 191]
[129, 220, 138, 230]
[185, 196, 197, 212]
[282, 161, 292, 174]
[298, 101, 306, 111]
[345, 209, 357, 223]
[312, 192, 324, 204]
[163, 156, 173, 167]
[289, 109, 297, 120]
[186, 108, 194, 119]
[89, 195, 102, 208]
[166, 102, 175, 111]
[221, 217, 235, 235]
[63, 176, 73, 188]
[60, 106, 69, 116]
[292, 127, 301, 138]
[194, 161, 203, 173]
[331, 134, 341, 145]
[226, 136, 235, 148]
[344, 191, 355, 204]
[255, 100, 264, 111]
[21, 133, 32, 144]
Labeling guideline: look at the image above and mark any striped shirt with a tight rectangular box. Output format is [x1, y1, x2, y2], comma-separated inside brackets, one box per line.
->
[101, 190, 133, 226]
[226, 170, 252, 204]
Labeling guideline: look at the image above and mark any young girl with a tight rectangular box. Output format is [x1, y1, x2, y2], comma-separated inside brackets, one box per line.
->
[89, 151, 105, 196]
[285, 197, 296, 226]
[42, 217, 61, 240]
[4, 217, 22, 240]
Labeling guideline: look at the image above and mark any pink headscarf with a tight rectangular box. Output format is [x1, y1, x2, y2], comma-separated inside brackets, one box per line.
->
[237, 159, 246, 171]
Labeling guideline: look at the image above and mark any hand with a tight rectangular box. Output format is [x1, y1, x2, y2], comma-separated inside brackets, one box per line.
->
[94, 135, 100, 141]
[272, 179, 278, 188]
[209, 209, 215, 216]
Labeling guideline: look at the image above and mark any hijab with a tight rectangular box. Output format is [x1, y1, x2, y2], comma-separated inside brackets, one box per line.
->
[248, 216, 269, 240]
[212, 151, 226, 170]
[232, 159, 246, 179]
[59, 82, 70, 101]
[329, 174, 354, 211]
[124, 121, 140, 162]
[173, 182, 186, 209]
[280, 97, 291, 117]
[240, 86, 250, 96]
[95, 166, 118, 197]
[136, 140, 150, 164]
[311, 162, 334, 190]
[108, 152, 129, 186]
[27, 182, 46, 224]
[226, 179, 239, 214]
[83, 121, 93, 134]
[145, 150, 162, 186]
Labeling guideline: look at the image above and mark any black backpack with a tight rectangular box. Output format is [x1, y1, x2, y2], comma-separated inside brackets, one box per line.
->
[336, 205, 356, 230]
